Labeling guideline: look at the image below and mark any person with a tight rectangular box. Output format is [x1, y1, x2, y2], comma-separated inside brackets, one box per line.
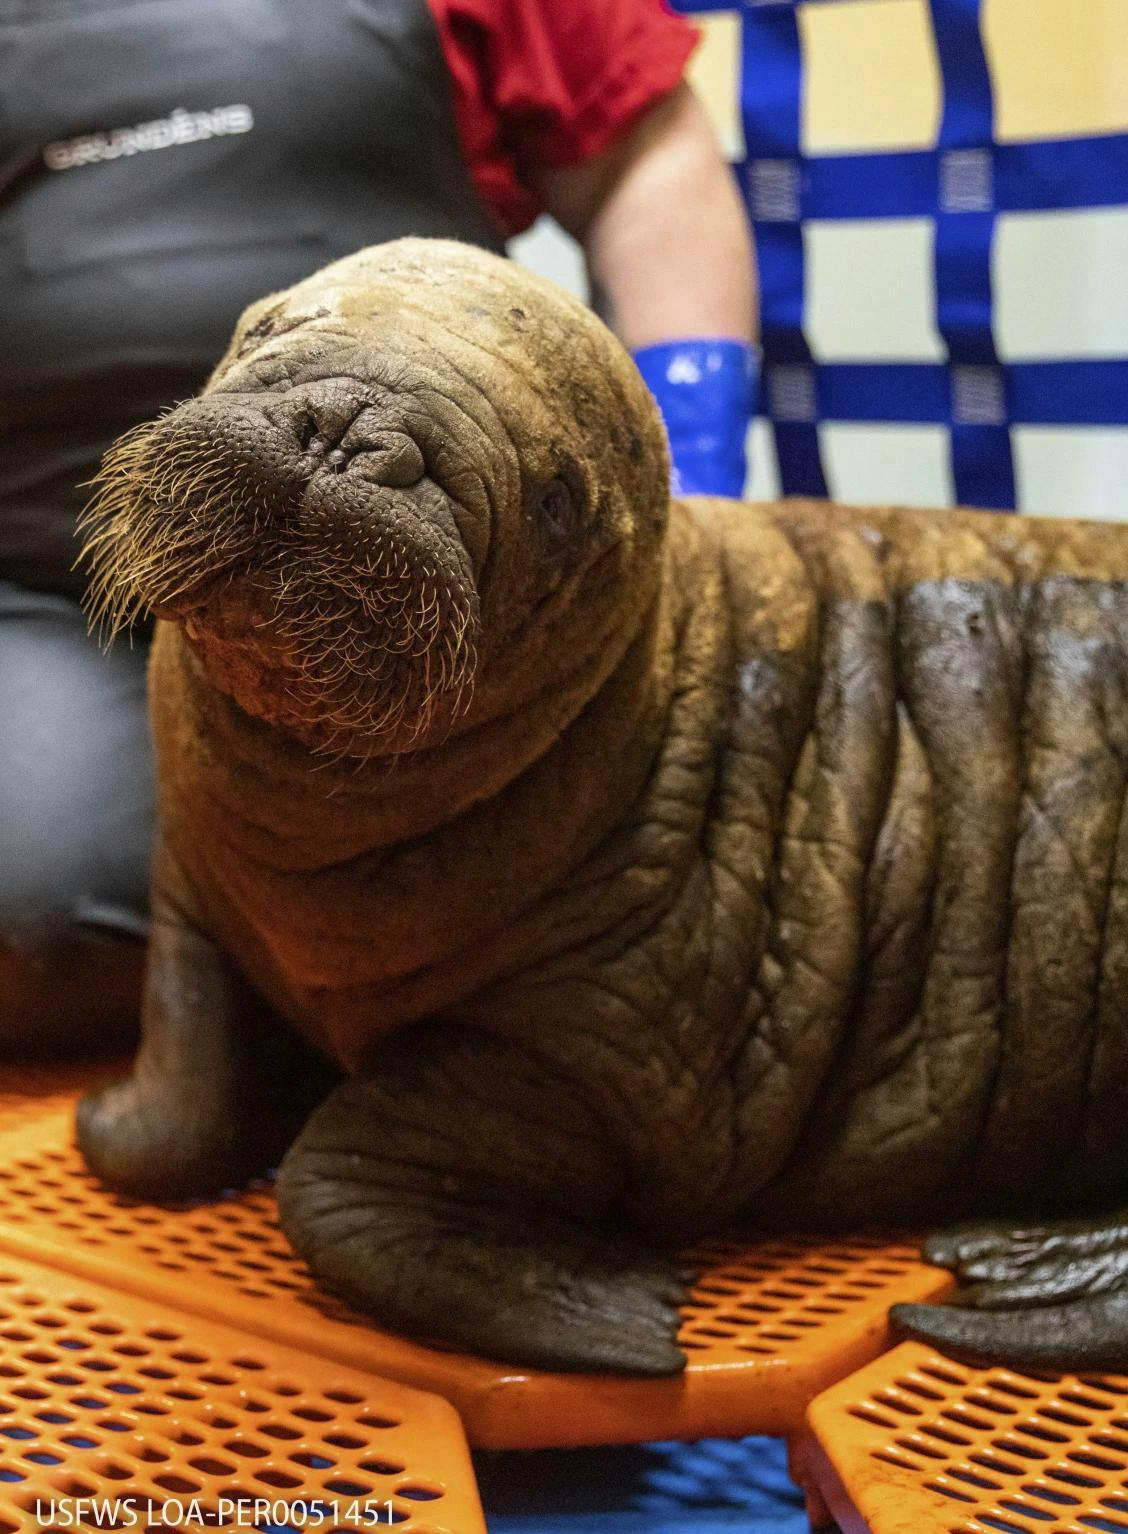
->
[0, 0, 758, 1045]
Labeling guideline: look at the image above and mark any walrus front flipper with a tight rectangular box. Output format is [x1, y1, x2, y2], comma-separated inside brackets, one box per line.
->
[890, 1212, 1128, 1370]
[76, 865, 335, 1201]
[276, 1024, 687, 1375]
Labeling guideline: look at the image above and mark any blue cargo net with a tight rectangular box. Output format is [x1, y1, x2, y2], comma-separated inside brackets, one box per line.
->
[673, 0, 1128, 511]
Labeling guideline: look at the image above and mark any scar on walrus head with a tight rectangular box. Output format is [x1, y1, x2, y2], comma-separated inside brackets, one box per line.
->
[80, 238, 670, 758]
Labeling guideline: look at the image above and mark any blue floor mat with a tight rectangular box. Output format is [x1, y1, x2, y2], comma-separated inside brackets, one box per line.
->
[475, 1434, 816, 1533]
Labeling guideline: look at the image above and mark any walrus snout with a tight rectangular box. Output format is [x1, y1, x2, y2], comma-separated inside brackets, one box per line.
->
[104, 380, 441, 560]
[256, 380, 428, 490]
[80, 370, 483, 757]
[147, 393, 311, 516]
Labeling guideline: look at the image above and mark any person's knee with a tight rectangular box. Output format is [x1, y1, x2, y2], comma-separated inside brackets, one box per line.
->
[0, 696, 154, 940]
[0, 784, 149, 1051]
[0, 583, 151, 1049]
[0, 843, 150, 951]
[0, 776, 151, 1029]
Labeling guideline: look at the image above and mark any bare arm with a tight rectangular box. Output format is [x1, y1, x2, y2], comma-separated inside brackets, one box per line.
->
[529, 81, 758, 351]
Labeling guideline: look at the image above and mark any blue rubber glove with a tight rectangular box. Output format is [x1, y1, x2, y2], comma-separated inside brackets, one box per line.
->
[632, 339, 760, 498]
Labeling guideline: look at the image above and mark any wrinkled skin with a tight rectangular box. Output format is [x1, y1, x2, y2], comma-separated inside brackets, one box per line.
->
[76, 238, 1128, 1376]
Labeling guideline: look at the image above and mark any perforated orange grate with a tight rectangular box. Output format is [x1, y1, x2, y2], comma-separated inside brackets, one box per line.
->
[0, 1061, 125, 1135]
[798, 1339, 1128, 1534]
[0, 1251, 483, 1533]
[0, 1110, 952, 1448]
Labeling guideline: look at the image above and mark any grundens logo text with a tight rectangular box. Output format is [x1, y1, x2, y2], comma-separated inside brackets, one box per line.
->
[43, 104, 254, 171]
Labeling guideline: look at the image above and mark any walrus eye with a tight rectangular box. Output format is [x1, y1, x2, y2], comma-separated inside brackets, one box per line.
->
[533, 478, 579, 556]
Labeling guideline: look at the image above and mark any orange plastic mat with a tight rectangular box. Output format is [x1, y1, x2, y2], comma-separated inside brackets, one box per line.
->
[797, 1339, 1128, 1534]
[0, 1092, 952, 1449]
[0, 1250, 483, 1533]
[0, 1061, 126, 1133]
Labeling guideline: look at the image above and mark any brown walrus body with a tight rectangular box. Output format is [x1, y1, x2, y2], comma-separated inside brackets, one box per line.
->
[78, 238, 1128, 1376]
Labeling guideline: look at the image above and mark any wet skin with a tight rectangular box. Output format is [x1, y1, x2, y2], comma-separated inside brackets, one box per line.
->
[75, 238, 1128, 1375]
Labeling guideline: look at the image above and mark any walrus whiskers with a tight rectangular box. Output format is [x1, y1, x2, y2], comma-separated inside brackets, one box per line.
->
[79, 424, 266, 642]
[81, 414, 479, 756]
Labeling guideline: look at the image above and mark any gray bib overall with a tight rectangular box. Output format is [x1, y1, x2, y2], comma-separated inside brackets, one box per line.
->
[0, 0, 507, 955]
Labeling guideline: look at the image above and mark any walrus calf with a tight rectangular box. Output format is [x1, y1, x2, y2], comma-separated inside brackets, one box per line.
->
[77, 237, 1128, 1377]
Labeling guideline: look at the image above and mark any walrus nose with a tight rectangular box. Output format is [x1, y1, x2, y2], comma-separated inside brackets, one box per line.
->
[264, 382, 425, 487]
[308, 440, 349, 473]
[262, 377, 369, 456]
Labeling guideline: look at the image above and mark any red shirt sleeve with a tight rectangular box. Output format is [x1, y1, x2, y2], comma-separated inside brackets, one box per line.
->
[427, 0, 699, 235]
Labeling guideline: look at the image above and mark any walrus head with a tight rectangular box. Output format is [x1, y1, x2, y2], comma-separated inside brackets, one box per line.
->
[81, 239, 670, 757]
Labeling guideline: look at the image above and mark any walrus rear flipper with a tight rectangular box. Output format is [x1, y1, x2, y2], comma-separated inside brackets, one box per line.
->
[275, 1021, 688, 1375]
[890, 1211, 1128, 1370]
